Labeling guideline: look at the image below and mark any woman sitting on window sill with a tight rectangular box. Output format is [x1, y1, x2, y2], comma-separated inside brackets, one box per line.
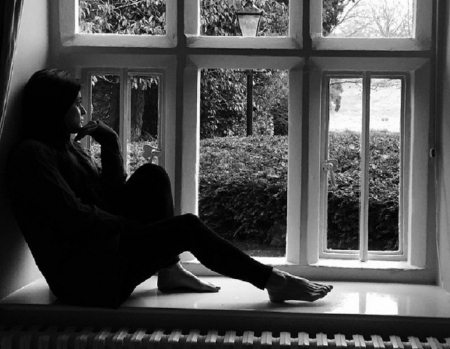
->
[7, 68, 332, 308]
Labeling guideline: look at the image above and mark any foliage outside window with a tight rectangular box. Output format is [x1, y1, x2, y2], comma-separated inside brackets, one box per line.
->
[200, 0, 289, 36]
[78, 0, 166, 35]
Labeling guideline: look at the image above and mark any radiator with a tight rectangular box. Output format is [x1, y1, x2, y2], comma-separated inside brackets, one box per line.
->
[1, 326, 449, 349]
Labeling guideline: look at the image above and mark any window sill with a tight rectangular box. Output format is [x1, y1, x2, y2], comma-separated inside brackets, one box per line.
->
[181, 255, 432, 284]
[1, 277, 450, 338]
[310, 259, 423, 270]
[182, 254, 424, 271]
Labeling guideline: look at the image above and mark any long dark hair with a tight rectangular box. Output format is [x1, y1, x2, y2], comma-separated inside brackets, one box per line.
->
[22, 69, 80, 147]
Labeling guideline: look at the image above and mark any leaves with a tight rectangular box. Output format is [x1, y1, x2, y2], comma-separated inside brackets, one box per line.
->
[198, 131, 400, 250]
[79, 0, 166, 35]
[327, 130, 400, 251]
[200, 69, 288, 138]
[200, 0, 289, 37]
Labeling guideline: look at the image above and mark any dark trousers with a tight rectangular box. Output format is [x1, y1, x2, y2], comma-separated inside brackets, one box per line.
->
[116, 164, 273, 302]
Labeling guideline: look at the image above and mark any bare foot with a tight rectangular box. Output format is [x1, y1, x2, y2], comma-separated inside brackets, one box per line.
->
[157, 262, 221, 293]
[266, 269, 333, 302]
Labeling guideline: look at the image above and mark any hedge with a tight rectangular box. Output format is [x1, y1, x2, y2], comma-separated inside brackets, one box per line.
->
[198, 132, 400, 251]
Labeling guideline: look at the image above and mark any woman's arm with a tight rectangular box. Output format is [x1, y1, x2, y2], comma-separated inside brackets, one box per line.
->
[87, 121, 128, 198]
[8, 140, 133, 241]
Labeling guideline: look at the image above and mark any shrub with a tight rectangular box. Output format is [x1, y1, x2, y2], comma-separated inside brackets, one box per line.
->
[326, 130, 400, 250]
[199, 136, 288, 242]
[90, 140, 157, 175]
[199, 132, 400, 250]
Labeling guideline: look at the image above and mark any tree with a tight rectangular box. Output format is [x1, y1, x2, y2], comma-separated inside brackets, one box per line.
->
[323, 0, 357, 36]
[325, 0, 414, 38]
[199, 0, 289, 138]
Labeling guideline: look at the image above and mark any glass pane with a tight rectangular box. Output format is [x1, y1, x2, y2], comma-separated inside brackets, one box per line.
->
[199, 68, 288, 257]
[90, 74, 121, 168]
[322, 0, 415, 38]
[327, 77, 363, 250]
[79, 0, 166, 35]
[200, 0, 289, 37]
[128, 75, 161, 175]
[368, 78, 401, 251]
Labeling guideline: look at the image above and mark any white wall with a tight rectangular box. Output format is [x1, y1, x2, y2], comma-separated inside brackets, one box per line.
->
[437, 2, 450, 293]
[0, 0, 49, 299]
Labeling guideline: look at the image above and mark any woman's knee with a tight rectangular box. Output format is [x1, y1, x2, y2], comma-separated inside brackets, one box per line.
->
[128, 163, 171, 189]
[179, 214, 212, 236]
[135, 163, 169, 180]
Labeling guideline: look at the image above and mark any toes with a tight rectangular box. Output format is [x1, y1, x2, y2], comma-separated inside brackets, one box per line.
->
[203, 283, 221, 292]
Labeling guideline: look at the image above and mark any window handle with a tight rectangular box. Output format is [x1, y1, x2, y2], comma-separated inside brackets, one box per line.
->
[143, 144, 161, 163]
[322, 159, 338, 188]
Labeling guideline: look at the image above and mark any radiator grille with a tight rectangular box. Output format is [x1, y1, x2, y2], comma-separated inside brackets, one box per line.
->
[1, 326, 449, 349]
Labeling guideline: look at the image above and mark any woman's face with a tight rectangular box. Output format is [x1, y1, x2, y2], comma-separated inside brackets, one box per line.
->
[64, 92, 86, 134]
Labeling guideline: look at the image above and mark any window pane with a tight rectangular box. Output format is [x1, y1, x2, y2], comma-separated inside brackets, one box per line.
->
[90, 74, 121, 166]
[327, 78, 362, 250]
[368, 78, 401, 251]
[200, 0, 289, 37]
[128, 75, 161, 175]
[199, 68, 288, 257]
[322, 0, 414, 38]
[78, 0, 166, 35]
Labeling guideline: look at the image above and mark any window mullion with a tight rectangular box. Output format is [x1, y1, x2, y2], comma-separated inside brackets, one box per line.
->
[359, 73, 371, 261]
[120, 69, 130, 174]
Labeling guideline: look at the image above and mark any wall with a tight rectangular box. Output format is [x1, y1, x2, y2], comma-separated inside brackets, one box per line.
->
[437, 1, 450, 292]
[0, 0, 49, 299]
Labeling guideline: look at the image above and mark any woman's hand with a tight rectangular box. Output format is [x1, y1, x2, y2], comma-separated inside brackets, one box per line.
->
[74, 120, 99, 142]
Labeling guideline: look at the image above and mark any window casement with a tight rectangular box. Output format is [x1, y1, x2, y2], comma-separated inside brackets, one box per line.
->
[319, 72, 408, 262]
[58, 0, 437, 282]
[307, 57, 431, 270]
[80, 68, 167, 174]
[73, 54, 178, 190]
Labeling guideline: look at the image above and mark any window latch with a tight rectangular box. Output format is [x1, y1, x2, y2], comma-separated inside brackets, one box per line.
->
[143, 144, 161, 163]
[322, 159, 338, 188]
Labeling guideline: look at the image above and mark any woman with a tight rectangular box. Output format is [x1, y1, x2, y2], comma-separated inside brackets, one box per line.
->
[7, 68, 332, 308]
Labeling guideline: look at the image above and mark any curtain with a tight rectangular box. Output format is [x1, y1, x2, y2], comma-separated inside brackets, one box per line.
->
[0, 0, 25, 140]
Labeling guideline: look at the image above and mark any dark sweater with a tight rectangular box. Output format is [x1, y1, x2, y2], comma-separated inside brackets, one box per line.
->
[7, 122, 136, 307]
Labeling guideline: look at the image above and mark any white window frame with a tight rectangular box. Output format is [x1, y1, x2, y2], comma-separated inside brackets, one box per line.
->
[179, 55, 303, 217]
[319, 72, 408, 262]
[307, 57, 431, 270]
[310, 0, 432, 51]
[59, 0, 177, 47]
[56, 1, 437, 282]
